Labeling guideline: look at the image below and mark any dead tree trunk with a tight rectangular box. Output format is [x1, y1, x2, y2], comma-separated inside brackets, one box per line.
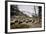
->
[34, 6, 36, 17]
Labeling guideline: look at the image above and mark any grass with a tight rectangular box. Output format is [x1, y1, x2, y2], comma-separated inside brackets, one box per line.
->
[10, 15, 41, 29]
[11, 24, 30, 29]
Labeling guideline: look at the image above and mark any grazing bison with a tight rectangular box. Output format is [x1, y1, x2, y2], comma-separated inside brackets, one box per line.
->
[25, 20, 28, 23]
[32, 20, 35, 23]
[11, 22, 15, 25]
[29, 20, 32, 22]
[26, 19, 33, 23]
[15, 20, 18, 23]
[18, 21, 22, 24]
[10, 20, 15, 25]
[26, 21, 28, 23]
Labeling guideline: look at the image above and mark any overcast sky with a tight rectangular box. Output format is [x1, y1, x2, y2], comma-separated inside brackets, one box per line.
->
[12, 5, 39, 17]
[17, 5, 39, 17]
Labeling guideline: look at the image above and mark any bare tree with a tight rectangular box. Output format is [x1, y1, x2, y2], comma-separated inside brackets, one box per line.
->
[34, 6, 37, 17]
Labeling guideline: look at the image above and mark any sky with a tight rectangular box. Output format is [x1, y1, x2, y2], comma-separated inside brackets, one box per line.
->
[16, 5, 39, 17]
[17, 5, 39, 17]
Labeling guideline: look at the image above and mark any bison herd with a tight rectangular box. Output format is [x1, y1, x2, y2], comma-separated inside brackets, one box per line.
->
[10, 18, 36, 26]
[10, 16, 40, 27]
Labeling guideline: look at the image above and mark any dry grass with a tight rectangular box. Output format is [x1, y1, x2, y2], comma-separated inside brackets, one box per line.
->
[10, 16, 42, 29]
